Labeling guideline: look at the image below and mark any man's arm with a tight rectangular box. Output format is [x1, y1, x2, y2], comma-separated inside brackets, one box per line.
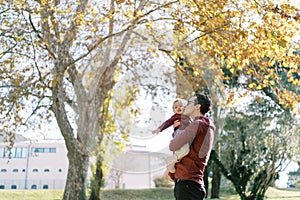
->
[169, 121, 199, 151]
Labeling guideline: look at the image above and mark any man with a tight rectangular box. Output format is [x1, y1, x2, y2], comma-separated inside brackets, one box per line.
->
[169, 93, 216, 200]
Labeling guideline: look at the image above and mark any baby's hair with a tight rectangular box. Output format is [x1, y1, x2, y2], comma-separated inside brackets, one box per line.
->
[173, 99, 180, 104]
[173, 98, 187, 107]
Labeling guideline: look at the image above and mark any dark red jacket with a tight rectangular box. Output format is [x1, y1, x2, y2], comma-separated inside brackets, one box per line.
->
[158, 113, 191, 132]
[169, 116, 215, 185]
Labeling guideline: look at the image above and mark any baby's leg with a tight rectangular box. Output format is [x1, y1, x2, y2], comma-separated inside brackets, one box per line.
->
[174, 143, 190, 160]
[165, 143, 190, 173]
[165, 155, 177, 173]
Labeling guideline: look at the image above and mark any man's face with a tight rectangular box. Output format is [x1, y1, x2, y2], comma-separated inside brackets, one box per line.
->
[183, 96, 197, 116]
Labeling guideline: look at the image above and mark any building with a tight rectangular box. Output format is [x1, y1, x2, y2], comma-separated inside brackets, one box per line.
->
[104, 144, 172, 189]
[0, 136, 172, 190]
[0, 139, 68, 190]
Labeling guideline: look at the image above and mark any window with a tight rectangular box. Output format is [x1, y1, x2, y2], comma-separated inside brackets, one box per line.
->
[44, 169, 50, 172]
[10, 147, 27, 158]
[15, 148, 22, 158]
[33, 148, 56, 153]
[1, 169, 7, 172]
[22, 169, 26, 172]
[0, 148, 5, 158]
[32, 169, 38, 172]
[43, 185, 48, 189]
[31, 185, 37, 189]
[12, 169, 18, 172]
[58, 169, 62, 172]
[34, 148, 45, 153]
[11, 185, 17, 189]
[0, 185, 4, 189]
[49, 148, 56, 153]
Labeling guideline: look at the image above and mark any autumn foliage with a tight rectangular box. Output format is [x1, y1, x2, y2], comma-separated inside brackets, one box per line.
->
[172, 0, 300, 112]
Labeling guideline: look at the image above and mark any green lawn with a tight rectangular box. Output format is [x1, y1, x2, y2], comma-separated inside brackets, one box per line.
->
[0, 190, 63, 200]
[264, 187, 300, 200]
[0, 187, 299, 200]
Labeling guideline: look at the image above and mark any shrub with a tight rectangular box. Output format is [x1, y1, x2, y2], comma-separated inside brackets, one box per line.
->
[153, 177, 174, 188]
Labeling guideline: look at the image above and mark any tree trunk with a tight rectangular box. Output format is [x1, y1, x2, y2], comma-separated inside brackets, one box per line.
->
[63, 149, 89, 200]
[211, 162, 221, 198]
[204, 163, 209, 198]
[204, 157, 212, 198]
[52, 67, 91, 200]
[89, 154, 103, 200]
[209, 105, 224, 199]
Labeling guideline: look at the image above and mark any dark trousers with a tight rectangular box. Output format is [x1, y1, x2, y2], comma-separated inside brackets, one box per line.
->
[174, 179, 206, 200]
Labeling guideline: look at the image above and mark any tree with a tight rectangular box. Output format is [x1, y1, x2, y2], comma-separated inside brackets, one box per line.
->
[211, 95, 299, 200]
[1, 1, 299, 199]
[171, 0, 300, 111]
[89, 75, 139, 199]
[161, 0, 300, 197]
[0, 0, 178, 199]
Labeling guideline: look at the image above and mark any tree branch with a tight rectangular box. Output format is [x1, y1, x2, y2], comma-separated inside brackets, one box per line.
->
[210, 149, 233, 181]
[63, 0, 179, 69]
[29, 13, 56, 59]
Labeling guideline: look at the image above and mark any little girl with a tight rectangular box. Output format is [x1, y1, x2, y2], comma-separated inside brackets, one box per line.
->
[152, 99, 192, 173]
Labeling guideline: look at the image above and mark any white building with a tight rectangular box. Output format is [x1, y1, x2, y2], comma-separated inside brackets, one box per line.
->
[0, 139, 68, 190]
[0, 137, 172, 190]
[105, 144, 172, 189]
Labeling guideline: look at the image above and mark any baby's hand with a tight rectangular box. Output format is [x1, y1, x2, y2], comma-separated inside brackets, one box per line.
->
[173, 120, 180, 128]
[152, 129, 160, 135]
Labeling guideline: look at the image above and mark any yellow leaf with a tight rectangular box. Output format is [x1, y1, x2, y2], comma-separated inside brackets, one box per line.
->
[243, 59, 250, 66]
[283, 36, 292, 43]
[249, 83, 255, 88]
[230, 57, 236, 63]
[136, 10, 143, 17]
[193, 70, 200, 76]
[226, 91, 235, 105]
[102, 17, 109, 23]
[146, 23, 152, 28]
[255, 97, 263, 102]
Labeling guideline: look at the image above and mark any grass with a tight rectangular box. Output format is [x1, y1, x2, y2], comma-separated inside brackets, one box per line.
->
[101, 188, 174, 200]
[0, 190, 63, 200]
[265, 187, 300, 200]
[0, 187, 299, 200]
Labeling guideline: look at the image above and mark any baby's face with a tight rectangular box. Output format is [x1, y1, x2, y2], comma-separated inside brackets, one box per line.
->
[173, 101, 184, 114]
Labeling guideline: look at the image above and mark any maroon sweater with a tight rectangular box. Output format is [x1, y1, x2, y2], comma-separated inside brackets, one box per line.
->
[169, 116, 215, 185]
[158, 113, 191, 132]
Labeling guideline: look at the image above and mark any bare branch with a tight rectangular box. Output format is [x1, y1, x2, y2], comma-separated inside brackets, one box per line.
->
[185, 22, 231, 45]
[63, 0, 179, 69]
[24, 98, 49, 124]
[0, 43, 17, 59]
[0, 8, 10, 15]
[29, 13, 56, 59]
[0, 85, 24, 89]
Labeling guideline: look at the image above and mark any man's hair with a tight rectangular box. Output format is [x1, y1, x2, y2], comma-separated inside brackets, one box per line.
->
[194, 93, 211, 114]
